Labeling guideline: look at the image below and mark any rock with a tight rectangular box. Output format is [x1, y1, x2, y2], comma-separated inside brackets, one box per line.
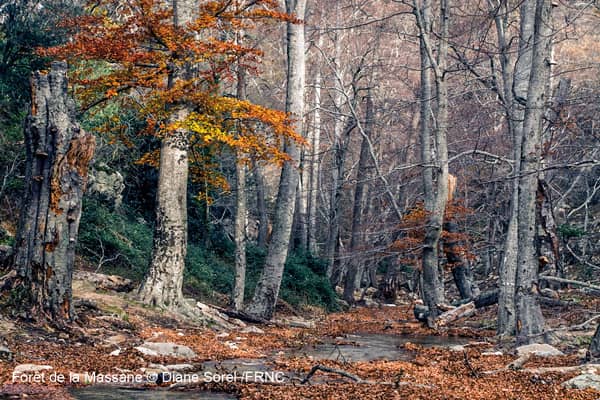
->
[0, 345, 12, 361]
[135, 342, 197, 359]
[516, 343, 564, 357]
[240, 326, 264, 334]
[540, 288, 560, 300]
[109, 348, 121, 356]
[88, 163, 125, 208]
[104, 334, 128, 345]
[364, 298, 379, 308]
[562, 373, 600, 391]
[148, 363, 194, 372]
[276, 316, 316, 329]
[13, 364, 53, 375]
[482, 351, 503, 356]
[196, 302, 246, 330]
[335, 286, 344, 296]
[449, 345, 466, 352]
[364, 287, 378, 297]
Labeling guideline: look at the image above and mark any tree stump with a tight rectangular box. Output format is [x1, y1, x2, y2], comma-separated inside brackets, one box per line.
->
[9, 61, 95, 324]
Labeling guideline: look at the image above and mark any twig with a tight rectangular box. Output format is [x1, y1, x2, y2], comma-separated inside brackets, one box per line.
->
[301, 364, 365, 384]
[463, 350, 481, 377]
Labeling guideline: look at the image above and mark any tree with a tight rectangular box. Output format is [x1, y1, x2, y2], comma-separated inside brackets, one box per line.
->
[414, 0, 450, 322]
[244, 0, 306, 320]
[8, 61, 95, 324]
[47, 0, 301, 312]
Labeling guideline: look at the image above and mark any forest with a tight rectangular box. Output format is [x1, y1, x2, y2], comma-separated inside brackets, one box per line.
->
[0, 0, 599, 398]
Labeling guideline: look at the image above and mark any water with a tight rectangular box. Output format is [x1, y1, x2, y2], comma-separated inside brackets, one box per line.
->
[69, 386, 236, 400]
[287, 333, 470, 362]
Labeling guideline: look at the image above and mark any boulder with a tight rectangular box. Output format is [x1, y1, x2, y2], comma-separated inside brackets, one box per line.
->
[562, 373, 600, 391]
[516, 343, 564, 357]
[135, 342, 197, 359]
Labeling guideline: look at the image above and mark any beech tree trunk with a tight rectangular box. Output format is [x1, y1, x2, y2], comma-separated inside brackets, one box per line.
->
[255, 166, 269, 248]
[415, 0, 449, 322]
[515, 0, 552, 343]
[343, 93, 374, 303]
[137, 0, 195, 308]
[233, 61, 247, 311]
[11, 61, 95, 324]
[307, 63, 322, 255]
[245, 0, 306, 320]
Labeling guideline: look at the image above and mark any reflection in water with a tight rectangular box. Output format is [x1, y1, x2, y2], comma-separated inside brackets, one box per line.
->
[288, 333, 470, 362]
[69, 386, 236, 400]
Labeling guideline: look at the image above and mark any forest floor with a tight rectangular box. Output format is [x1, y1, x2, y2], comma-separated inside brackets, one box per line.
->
[1, 274, 600, 399]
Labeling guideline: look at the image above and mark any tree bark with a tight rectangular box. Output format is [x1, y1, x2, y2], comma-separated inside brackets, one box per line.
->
[414, 0, 449, 322]
[10, 61, 95, 324]
[589, 323, 600, 361]
[255, 166, 269, 248]
[444, 220, 479, 300]
[137, 0, 195, 309]
[515, 0, 552, 343]
[343, 93, 374, 303]
[244, 0, 306, 320]
[233, 60, 247, 311]
[307, 63, 322, 255]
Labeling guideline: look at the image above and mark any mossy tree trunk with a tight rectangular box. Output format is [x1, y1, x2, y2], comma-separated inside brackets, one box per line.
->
[10, 61, 95, 324]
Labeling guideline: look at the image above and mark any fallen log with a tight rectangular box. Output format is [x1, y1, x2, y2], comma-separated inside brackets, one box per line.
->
[302, 364, 365, 384]
[539, 276, 600, 294]
[415, 291, 497, 323]
[73, 270, 134, 292]
[435, 301, 475, 327]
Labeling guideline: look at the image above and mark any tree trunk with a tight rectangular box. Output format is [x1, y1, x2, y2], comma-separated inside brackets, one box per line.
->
[589, 323, 600, 361]
[343, 93, 373, 303]
[244, 0, 306, 320]
[415, 0, 449, 322]
[137, 0, 195, 309]
[307, 61, 322, 255]
[233, 61, 247, 311]
[10, 61, 95, 324]
[515, 0, 552, 343]
[255, 166, 269, 248]
[444, 220, 479, 300]
[494, 0, 533, 337]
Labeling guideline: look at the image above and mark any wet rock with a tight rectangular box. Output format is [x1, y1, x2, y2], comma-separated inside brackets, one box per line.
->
[516, 343, 564, 357]
[562, 373, 600, 391]
[135, 342, 197, 359]
[240, 326, 264, 334]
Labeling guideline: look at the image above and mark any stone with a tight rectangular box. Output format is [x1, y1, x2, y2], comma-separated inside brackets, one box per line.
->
[148, 363, 194, 372]
[109, 348, 121, 356]
[516, 343, 564, 357]
[562, 373, 600, 391]
[240, 325, 264, 334]
[135, 342, 197, 359]
[13, 364, 53, 375]
[449, 345, 466, 352]
[482, 351, 503, 356]
[0, 345, 12, 361]
[104, 334, 128, 345]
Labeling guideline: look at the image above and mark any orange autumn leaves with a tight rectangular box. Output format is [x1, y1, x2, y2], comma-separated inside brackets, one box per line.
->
[42, 0, 304, 193]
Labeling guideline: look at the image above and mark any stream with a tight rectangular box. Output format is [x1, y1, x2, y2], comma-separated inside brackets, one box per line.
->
[68, 333, 471, 399]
